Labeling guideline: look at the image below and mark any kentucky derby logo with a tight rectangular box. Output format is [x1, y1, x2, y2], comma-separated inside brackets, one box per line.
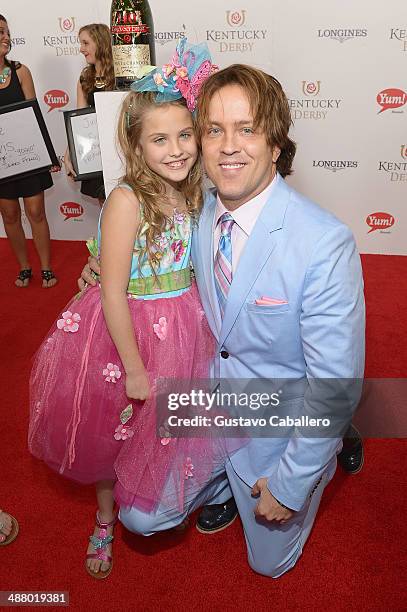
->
[377, 88, 406, 114]
[58, 17, 76, 33]
[226, 11, 246, 27]
[302, 81, 321, 96]
[366, 212, 395, 234]
[401, 145, 407, 159]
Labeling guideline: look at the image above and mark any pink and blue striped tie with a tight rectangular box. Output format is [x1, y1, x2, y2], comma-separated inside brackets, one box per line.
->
[214, 212, 234, 316]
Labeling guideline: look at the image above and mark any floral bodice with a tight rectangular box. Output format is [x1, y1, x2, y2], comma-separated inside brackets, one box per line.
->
[95, 196, 192, 300]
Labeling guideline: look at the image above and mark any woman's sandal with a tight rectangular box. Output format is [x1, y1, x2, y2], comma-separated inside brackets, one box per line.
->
[85, 512, 118, 579]
[15, 268, 32, 288]
[0, 510, 19, 546]
[41, 269, 58, 288]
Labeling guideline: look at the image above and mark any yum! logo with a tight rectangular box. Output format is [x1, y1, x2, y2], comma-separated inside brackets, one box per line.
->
[58, 17, 76, 33]
[44, 90, 69, 112]
[60, 202, 84, 221]
[377, 88, 407, 113]
[366, 212, 395, 233]
[226, 10, 246, 27]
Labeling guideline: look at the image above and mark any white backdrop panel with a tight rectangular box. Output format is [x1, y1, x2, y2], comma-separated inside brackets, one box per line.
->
[1, 0, 405, 254]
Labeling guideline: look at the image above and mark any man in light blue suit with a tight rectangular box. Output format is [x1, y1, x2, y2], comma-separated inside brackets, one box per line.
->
[82, 64, 365, 577]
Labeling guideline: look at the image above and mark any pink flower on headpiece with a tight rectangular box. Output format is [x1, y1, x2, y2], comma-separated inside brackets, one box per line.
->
[163, 63, 176, 77]
[153, 72, 168, 89]
[176, 66, 188, 80]
[57, 311, 81, 333]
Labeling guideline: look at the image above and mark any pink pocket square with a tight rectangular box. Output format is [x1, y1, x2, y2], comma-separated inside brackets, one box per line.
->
[255, 296, 288, 305]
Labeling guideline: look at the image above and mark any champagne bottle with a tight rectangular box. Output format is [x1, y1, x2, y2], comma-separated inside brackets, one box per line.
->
[110, 0, 156, 89]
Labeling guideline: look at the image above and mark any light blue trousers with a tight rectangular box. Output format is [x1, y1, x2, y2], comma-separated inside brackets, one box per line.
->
[120, 457, 336, 578]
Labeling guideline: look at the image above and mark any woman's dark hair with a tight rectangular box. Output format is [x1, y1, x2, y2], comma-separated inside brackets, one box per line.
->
[0, 15, 12, 66]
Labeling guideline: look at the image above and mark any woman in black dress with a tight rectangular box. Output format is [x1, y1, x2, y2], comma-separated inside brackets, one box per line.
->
[0, 15, 58, 287]
[64, 23, 115, 206]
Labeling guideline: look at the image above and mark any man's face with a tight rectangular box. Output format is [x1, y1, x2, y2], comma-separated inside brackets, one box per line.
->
[201, 84, 280, 210]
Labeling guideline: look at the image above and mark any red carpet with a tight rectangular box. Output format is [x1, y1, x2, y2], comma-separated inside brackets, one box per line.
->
[1, 238, 406, 611]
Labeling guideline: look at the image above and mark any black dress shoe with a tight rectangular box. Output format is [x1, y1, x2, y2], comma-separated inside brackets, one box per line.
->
[338, 424, 364, 474]
[196, 497, 238, 534]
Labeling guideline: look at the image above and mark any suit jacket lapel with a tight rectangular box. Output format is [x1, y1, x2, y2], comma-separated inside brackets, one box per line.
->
[219, 175, 290, 346]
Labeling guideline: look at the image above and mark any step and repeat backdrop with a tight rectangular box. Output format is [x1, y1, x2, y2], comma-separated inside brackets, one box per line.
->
[1, 0, 406, 254]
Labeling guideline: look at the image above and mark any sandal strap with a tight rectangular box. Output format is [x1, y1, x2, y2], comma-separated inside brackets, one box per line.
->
[95, 511, 118, 529]
[41, 269, 56, 281]
[17, 269, 32, 281]
[86, 551, 112, 563]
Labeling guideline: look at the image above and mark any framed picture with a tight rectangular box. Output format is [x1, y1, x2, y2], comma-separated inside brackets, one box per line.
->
[64, 107, 103, 181]
[0, 98, 59, 184]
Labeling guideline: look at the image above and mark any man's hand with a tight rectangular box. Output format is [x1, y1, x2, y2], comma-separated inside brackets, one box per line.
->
[251, 477, 294, 524]
[77, 256, 100, 291]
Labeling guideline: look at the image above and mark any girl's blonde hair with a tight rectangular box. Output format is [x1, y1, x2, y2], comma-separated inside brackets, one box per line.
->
[79, 24, 115, 97]
[117, 91, 203, 272]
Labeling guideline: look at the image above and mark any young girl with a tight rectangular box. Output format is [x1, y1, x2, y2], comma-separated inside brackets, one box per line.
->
[64, 23, 115, 205]
[29, 40, 220, 579]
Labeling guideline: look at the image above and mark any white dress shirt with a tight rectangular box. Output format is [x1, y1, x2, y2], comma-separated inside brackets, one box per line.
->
[213, 177, 277, 274]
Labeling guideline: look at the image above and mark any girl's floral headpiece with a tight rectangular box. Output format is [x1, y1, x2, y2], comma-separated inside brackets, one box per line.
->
[131, 38, 218, 112]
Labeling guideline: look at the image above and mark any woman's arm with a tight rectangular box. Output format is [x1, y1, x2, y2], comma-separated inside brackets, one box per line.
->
[100, 187, 150, 401]
[17, 64, 36, 99]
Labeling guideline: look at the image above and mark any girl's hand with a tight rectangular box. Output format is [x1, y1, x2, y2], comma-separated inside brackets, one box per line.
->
[63, 149, 76, 179]
[126, 369, 151, 401]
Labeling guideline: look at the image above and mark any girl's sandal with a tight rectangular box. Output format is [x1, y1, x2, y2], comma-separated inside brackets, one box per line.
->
[41, 270, 58, 288]
[0, 511, 19, 546]
[15, 268, 32, 287]
[85, 512, 117, 580]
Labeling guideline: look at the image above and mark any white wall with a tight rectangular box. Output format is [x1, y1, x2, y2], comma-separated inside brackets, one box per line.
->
[2, 0, 406, 254]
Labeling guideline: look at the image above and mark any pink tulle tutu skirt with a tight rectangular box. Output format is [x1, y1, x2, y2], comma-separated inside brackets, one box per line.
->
[29, 283, 226, 511]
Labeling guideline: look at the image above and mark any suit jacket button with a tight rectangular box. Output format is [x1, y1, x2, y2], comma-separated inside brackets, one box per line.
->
[220, 350, 229, 359]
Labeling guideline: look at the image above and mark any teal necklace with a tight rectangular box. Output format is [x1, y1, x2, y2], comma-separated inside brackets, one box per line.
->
[0, 66, 11, 84]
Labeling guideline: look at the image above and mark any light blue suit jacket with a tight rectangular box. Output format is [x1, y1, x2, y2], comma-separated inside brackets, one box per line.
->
[191, 174, 365, 511]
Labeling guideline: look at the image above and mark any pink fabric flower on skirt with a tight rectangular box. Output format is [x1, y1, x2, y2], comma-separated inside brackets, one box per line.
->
[153, 317, 168, 341]
[103, 363, 122, 383]
[184, 457, 194, 479]
[114, 424, 134, 441]
[57, 311, 81, 333]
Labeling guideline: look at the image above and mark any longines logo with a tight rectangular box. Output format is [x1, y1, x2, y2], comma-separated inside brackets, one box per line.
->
[206, 9, 268, 53]
[366, 212, 395, 234]
[155, 25, 186, 46]
[59, 18, 76, 33]
[377, 146, 407, 182]
[390, 27, 407, 51]
[377, 88, 406, 114]
[10, 37, 26, 46]
[317, 28, 367, 43]
[43, 17, 80, 57]
[289, 82, 341, 120]
[312, 160, 358, 172]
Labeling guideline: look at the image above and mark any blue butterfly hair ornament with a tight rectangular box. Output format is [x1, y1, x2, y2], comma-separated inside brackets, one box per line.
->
[130, 38, 218, 113]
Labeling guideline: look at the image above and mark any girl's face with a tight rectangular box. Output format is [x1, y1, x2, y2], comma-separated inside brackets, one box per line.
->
[79, 30, 97, 65]
[0, 20, 11, 59]
[137, 103, 198, 189]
